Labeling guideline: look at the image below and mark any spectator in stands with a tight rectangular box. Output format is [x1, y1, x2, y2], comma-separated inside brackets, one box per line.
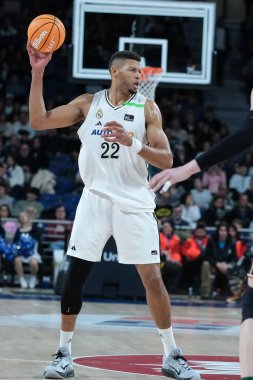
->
[3, 134, 20, 157]
[183, 133, 198, 160]
[183, 109, 197, 134]
[205, 195, 228, 226]
[0, 182, 14, 210]
[4, 93, 15, 122]
[30, 136, 49, 173]
[13, 211, 42, 289]
[202, 106, 222, 132]
[229, 224, 247, 260]
[195, 122, 212, 148]
[168, 205, 190, 230]
[0, 164, 8, 184]
[0, 204, 18, 240]
[12, 187, 43, 218]
[228, 193, 253, 228]
[241, 150, 253, 176]
[217, 183, 235, 211]
[203, 222, 237, 298]
[46, 205, 71, 253]
[5, 154, 25, 198]
[226, 224, 248, 303]
[8, 106, 35, 138]
[30, 167, 56, 194]
[159, 221, 182, 293]
[169, 117, 188, 144]
[173, 144, 190, 167]
[180, 192, 201, 228]
[190, 177, 213, 216]
[181, 222, 209, 297]
[202, 164, 227, 194]
[229, 162, 251, 195]
[16, 142, 33, 184]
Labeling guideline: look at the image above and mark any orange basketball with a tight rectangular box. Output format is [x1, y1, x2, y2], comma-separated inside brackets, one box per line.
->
[27, 14, 66, 53]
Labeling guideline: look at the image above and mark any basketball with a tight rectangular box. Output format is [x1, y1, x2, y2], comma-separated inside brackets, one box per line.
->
[27, 14, 65, 53]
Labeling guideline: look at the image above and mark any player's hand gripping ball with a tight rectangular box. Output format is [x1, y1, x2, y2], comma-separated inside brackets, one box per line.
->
[27, 14, 65, 53]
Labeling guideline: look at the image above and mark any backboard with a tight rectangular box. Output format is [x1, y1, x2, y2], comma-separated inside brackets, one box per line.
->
[72, 0, 216, 85]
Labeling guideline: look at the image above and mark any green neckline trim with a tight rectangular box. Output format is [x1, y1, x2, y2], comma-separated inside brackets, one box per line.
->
[123, 102, 145, 107]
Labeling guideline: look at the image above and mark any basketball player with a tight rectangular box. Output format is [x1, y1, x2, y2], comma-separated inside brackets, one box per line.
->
[26, 43, 201, 380]
[149, 90, 253, 380]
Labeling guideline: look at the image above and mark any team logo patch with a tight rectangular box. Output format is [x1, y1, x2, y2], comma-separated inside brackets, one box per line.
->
[96, 109, 103, 119]
[124, 114, 134, 121]
[74, 354, 239, 379]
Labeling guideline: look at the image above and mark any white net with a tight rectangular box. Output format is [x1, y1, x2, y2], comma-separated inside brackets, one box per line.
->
[139, 67, 163, 100]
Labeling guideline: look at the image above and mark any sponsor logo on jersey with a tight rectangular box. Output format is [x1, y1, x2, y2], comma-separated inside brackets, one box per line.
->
[91, 129, 112, 135]
[96, 109, 103, 119]
[95, 121, 102, 126]
[124, 114, 134, 121]
[151, 250, 158, 255]
[32, 31, 47, 49]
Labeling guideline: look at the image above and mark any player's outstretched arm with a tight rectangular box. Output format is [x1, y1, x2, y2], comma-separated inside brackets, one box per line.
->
[150, 89, 253, 192]
[27, 42, 86, 131]
[149, 159, 200, 192]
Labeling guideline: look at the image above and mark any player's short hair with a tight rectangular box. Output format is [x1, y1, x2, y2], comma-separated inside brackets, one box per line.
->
[109, 50, 141, 72]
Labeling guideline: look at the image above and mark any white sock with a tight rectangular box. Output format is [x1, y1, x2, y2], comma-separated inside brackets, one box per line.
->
[157, 326, 177, 357]
[60, 331, 73, 355]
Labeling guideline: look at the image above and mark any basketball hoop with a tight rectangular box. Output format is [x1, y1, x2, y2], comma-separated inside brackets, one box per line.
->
[139, 67, 163, 100]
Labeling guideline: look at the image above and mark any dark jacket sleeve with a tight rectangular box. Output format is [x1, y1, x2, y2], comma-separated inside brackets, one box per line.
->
[0, 225, 5, 239]
[196, 110, 253, 170]
[205, 238, 216, 266]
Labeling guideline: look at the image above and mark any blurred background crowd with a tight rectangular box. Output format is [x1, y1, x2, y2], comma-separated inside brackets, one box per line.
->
[1, 0, 253, 300]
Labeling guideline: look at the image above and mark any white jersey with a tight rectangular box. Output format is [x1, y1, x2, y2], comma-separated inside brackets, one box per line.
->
[77, 89, 156, 212]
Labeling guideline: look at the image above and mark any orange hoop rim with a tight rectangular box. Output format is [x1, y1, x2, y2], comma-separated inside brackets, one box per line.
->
[140, 67, 163, 81]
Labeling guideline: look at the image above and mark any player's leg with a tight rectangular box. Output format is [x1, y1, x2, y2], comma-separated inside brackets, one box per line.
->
[114, 209, 201, 380]
[44, 190, 113, 379]
[240, 283, 253, 380]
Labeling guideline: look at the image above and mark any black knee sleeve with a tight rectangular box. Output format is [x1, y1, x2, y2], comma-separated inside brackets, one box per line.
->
[61, 256, 94, 315]
[242, 285, 253, 323]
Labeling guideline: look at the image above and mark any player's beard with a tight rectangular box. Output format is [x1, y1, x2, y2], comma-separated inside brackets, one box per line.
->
[128, 88, 137, 95]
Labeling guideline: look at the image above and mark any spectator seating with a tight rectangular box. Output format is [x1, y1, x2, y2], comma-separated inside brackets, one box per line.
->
[62, 193, 81, 220]
[55, 176, 75, 195]
[39, 193, 62, 210]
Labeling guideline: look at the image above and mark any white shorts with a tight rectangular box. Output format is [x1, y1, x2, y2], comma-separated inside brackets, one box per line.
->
[67, 189, 160, 264]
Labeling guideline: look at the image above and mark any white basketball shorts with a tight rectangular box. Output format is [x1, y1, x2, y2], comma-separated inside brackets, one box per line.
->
[67, 189, 160, 264]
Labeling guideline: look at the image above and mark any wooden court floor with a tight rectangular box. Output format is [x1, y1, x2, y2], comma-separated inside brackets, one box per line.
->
[0, 289, 241, 380]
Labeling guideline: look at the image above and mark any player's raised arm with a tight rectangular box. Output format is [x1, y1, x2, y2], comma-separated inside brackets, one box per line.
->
[27, 42, 86, 130]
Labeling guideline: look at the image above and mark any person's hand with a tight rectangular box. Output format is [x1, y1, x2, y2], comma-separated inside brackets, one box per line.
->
[27, 41, 52, 71]
[149, 166, 186, 193]
[102, 121, 132, 146]
[216, 262, 228, 274]
[149, 159, 200, 192]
